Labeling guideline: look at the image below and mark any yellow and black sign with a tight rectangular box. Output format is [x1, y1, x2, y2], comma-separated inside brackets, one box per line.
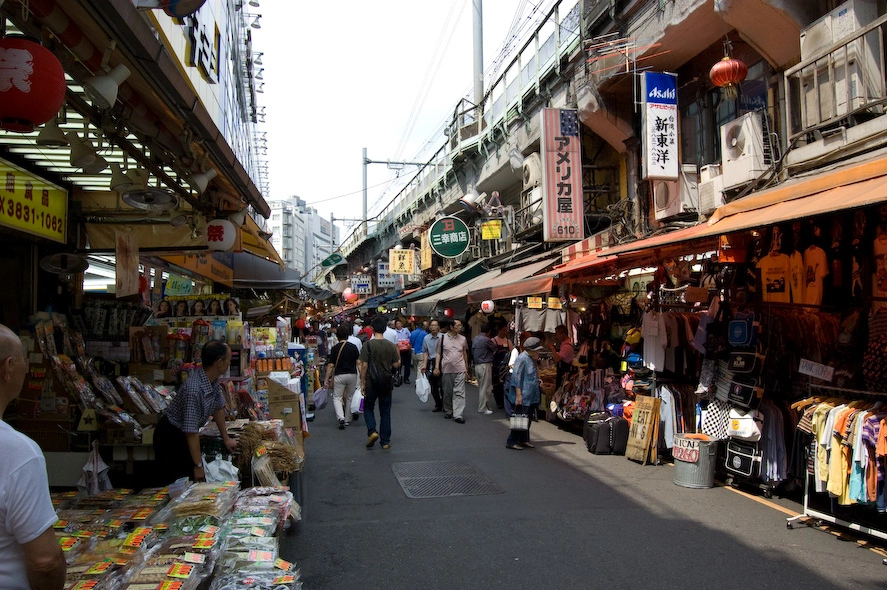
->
[527, 297, 543, 309]
[481, 220, 502, 240]
[389, 249, 416, 275]
[0, 158, 68, 243]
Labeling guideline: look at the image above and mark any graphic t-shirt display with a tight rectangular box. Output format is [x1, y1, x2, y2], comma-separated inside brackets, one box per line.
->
[789, 250, 806, 303]
[804, 245, 829, 305]
[759, 252, 791, 303]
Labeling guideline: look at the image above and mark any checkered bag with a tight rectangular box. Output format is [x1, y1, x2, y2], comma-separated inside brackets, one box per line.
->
[701, 398, 731, 440]
[863, 334, 887, 392]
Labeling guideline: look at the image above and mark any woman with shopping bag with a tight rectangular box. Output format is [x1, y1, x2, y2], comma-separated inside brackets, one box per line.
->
[505, 337, 544, 450]
[325, 325, 361, 429]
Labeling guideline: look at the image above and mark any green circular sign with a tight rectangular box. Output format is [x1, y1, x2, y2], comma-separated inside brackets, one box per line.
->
[428, 216, 470, 258]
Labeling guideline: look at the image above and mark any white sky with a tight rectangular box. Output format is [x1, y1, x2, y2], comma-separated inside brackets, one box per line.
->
[253, 0, 543, 236]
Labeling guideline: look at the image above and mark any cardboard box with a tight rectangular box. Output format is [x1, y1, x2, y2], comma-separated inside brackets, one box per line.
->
[267, 380, 302, 429]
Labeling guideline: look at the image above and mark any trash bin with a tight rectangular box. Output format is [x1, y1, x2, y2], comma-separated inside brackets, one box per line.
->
[673, 435, 717, 489]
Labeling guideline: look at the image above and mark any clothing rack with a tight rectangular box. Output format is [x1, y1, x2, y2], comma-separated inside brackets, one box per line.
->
[786, 383, 887, 562]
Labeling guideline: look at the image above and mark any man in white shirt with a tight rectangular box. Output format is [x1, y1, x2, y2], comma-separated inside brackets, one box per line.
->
[383, 319, 398, 345]
[0, 324, 66, 589]
[352, 318, 364, 337]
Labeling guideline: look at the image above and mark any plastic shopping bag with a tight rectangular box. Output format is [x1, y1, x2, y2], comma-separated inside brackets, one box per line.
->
[313, 386, 329, 410]
[351, 386, 364, 414]
[415, 373, 430, 403]
[203, 453, 239, 483]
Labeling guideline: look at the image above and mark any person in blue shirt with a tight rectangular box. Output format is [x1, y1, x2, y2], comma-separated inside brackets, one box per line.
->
[506, 337, 544, 450]
[409, 320, 428, 389]
[420, 320, 444, 411]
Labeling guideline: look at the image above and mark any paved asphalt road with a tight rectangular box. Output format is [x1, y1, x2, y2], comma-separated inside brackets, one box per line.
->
[281, 380, 886, 589]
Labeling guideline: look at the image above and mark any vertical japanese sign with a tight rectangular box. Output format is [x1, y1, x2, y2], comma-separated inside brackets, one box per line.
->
[641, 72, 678, 180]
[350, 274, 372, 295]
[389, 249, 415, 275]
[420, 232, 433, 270]
[541, 108, 584, 242]
[377, 262, 395, 288]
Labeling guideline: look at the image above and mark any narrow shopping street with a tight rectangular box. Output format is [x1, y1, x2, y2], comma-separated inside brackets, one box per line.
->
[282, 381, 886, 589]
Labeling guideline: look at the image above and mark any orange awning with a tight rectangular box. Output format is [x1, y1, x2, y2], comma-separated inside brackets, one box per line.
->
[466, 258, 558, 302]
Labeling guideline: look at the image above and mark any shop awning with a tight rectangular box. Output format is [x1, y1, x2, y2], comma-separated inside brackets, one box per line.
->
[358, 291, 403, 313]
[409, 270, 502, 316]
[241, 215, 284, 267]
[388, 260, 487, 306]
[231, 253, 332, 299]
[552, 251, 619, 279]
[466, 258, 559, 303]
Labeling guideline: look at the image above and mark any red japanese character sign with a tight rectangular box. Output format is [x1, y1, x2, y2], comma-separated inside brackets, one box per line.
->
[206, 218, 237, 251]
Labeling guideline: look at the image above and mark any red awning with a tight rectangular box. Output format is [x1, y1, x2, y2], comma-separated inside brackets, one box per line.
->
[466, 258, 558, 303]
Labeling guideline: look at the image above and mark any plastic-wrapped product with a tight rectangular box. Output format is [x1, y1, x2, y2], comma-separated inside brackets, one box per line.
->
[116, 376, 151, 414]
[209, 570, 302, 590]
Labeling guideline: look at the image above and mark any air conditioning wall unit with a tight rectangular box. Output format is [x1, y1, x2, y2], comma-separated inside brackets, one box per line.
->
[653, 164, 699, 221]
[523, 152, 542, 190]
[699, 163, 721, 183]
[721, 112, 769, 190]
[800, 0, 881, 128]
[699, 175, 726, 216]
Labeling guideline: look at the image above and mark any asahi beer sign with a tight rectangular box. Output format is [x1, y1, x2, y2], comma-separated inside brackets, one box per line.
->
[641, 72, 678, 181]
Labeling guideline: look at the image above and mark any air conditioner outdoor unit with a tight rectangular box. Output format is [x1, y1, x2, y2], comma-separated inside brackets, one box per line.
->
[800, 0, 881, 128]
[699, 163, 721, 183]
[699, 175, 726, 216]
[654, 164, 698, 221]
[523, 153, 542, 190]
[721, 112, 769, 190]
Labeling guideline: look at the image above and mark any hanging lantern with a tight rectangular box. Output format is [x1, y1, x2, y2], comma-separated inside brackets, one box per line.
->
[0, 37, 67, 133]
[295, 318, 306, 330]
[205, 219, 237, 251]
[443, 307, 455, 318]
[709, 41, 747, 100]
[480, 300, 495, 314]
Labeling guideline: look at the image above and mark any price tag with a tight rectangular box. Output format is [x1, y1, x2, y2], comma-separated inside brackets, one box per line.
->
[123, 532, 147, 548]
[192, 538, 216, 550]
[86, 561, 113, 575]
[133, 527, 153, 535]
[167, 563, 194, 579]
[69, 581, 99, 590]
[274, 558, 293, 571]
[269, 495, 286, 503]
[106, 519, 124, 529]
[132, 508, 153, 520]
[248, 550, 274, 562]
[62, 491, 79, 498]
[255, 445, 268, 458]
[199, 524, 219, 534]
[182, 552, 206, 565]
[195, 533, 216, 541]
[158, 582, 184, 590]
[259, 517, 274, 525]
[154, 523, 168, 533]
[110, 557, 129, 566]
[274, 575, 296, 584]
[73, 530, 94, 538]
[58, 537, 79, 552]
[53, 520, 68, 529]
[250, 526, 268, 537]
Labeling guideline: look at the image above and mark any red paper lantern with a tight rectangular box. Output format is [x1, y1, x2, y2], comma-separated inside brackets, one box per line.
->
[295, 318, 306, 330]
[709, 56, 747, 99]
[480, 300, 495, 314]
[443, 307, 455, 318]
[0, 37, 67, 132]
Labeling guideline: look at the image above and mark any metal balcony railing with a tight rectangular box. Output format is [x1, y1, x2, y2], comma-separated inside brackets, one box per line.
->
[785, 13, 887, 141]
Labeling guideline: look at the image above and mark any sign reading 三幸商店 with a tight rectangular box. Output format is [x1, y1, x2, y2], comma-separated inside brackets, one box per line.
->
[428, 216, 470, 258]
[0, 158, 67, 243]
[641, 71, 679, 181]
[541, 108, 584, 242]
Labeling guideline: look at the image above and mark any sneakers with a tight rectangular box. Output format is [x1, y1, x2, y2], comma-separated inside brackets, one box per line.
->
[454, 416, 465, 424]
[482, 410, 493, 415]
[366, 432, 379, 448]
[522, 442, 535, 448]
[404, 379, 410, 385]
[381, 443, 391, 450]
[344, 420, 350, 426]
[506, 443, 524, 450]
[444, 413, 453, 419]
[432, 407, 443, 413]
[352, 413, 360, 421]
[338, 419, 345, 430]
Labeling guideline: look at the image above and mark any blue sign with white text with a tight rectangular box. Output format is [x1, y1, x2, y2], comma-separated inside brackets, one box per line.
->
[643, 72, 677, 106]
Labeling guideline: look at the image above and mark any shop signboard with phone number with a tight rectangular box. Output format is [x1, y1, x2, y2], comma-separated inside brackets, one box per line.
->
[0, 158, 67, 243]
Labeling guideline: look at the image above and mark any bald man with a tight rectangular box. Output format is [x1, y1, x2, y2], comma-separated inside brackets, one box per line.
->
[0, 325, 66, 589]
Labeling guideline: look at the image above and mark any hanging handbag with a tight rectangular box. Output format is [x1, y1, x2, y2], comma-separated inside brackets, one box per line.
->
[728, 310, 759, 347]
[728, 375, 764, 409]
[701, 398, 731, 440]
[726, 407, 764, 442]
[727, 347, 764, 375]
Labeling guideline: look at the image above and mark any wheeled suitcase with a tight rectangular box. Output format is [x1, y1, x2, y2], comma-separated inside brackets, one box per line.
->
[610, 416, 629, 455]
[583, 412, 609, 453]
[589, 419, 613, 454]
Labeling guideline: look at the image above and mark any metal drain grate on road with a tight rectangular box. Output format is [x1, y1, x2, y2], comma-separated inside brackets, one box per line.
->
[391, 460, 504, 499]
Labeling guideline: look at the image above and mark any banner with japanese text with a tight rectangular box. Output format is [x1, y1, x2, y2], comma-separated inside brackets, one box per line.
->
[541, 108, 584, 242]
[641, 72, 679, 181]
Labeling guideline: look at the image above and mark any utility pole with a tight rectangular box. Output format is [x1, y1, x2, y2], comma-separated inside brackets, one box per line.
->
[473, 0, 483, 107]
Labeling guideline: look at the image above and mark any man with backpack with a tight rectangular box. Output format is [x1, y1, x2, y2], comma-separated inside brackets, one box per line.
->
[358, 316, 401, 449]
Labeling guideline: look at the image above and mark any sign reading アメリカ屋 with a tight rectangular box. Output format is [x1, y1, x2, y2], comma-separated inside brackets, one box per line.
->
[428, 216, 470, 258]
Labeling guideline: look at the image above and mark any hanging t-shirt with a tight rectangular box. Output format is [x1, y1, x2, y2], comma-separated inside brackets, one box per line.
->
[803, 246, 829, 305]
[789, 250, 806, 304]
[759, 252, 791, 303]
